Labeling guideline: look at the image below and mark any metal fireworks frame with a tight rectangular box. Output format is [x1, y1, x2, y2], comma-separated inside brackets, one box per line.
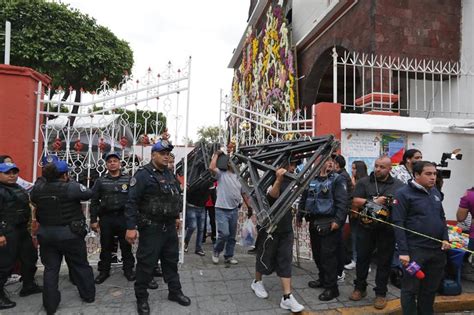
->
[230, 135, 339, 234]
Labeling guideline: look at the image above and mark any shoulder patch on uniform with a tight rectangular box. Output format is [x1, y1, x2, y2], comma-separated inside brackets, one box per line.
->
[79, 184, 87, 192]
[130, 177, 137, 187]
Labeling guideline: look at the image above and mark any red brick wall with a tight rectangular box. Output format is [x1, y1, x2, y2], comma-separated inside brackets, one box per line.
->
[298, 0, 461, 108]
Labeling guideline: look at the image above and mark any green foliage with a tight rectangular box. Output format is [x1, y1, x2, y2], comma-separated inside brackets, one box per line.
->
[0, 1, 134, 91]
[196, 125, 221, 144]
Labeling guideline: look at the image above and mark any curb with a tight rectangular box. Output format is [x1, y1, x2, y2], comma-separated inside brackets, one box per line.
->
[299, 293, 474, 314]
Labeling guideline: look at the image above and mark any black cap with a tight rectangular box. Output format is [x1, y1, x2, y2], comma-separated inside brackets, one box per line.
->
[104, 152, 121, 161]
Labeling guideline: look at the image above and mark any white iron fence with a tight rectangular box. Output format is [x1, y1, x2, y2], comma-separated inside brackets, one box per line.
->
[334, 49, 474, 118]
[35, 58, 192, 263]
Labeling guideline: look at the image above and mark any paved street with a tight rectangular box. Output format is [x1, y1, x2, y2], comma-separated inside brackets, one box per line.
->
[3, 240, 474, 314]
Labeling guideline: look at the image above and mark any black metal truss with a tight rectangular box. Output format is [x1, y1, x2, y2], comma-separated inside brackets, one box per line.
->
[230, 135, 339, 234]
[176, 142, 220, 193]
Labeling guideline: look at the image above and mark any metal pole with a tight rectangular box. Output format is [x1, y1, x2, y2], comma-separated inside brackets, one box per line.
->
[4, 21, 11, 65]
[32, 81, 42, 181]
[180, 56, 192, 264]
[332, 47, 338, 103]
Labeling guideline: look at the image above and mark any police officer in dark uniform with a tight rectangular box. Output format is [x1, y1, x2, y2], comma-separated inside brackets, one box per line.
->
[30, 160, 95, 314]
[125, 140, 191, 315]
[90, 152, 135, 284]
[298, 157, 348, 301]
[0, 163, 42, 310]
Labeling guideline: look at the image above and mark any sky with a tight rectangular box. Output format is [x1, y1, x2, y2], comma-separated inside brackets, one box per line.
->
[62, 0, 249, 144]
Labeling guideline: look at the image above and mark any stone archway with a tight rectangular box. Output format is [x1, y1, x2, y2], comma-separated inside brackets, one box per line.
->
[301, 46, 361, 113]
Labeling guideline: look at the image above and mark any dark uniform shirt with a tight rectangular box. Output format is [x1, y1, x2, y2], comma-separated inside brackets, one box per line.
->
[0, 182, 30, 229]
[125, 163, 182, 230]
[298, 172, 348, 227]
[90, 173, 130, 224]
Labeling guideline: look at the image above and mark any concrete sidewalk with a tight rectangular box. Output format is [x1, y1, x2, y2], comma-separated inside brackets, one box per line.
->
[3, 240, 474, 314]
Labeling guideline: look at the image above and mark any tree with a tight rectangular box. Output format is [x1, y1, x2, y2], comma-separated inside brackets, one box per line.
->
[0, 1, 134, 125]
[196, 126, 221, 144]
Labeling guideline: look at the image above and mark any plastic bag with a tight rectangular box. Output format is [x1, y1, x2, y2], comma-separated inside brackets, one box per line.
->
[240, 218, 256, 247]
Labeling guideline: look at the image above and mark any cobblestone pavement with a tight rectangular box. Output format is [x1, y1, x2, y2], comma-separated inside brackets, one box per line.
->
[3, 240, 474, 314]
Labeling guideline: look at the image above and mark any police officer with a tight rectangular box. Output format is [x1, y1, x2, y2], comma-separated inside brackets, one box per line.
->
[0, 163, 42, 310]
[298, 156, 348, 301]
[90, 152, 135, 284]
[125, 140, 190, 315]
[349, 156, 404, 310]
[30, 160, 95, 314]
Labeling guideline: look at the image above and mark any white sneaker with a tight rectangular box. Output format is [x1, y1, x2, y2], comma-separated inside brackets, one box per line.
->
[251, 280, 268, 299]
[344, 260, 356, 270]
[225, 257, 238, 265]
[212, 252, 219, 264]
[338, 271, 346, 282]
[280, 294, 304, 312]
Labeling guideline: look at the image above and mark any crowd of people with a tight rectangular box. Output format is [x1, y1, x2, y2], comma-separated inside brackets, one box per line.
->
[0, 144, 470, 315]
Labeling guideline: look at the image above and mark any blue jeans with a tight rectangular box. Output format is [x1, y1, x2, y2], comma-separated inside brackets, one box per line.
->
[213, 207, 238, 259]
[184, 204, 206, 252]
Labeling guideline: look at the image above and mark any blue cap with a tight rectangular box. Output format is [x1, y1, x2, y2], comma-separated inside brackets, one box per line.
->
[104, 152, 121, 161]
[151, 140, 174, 152]
[0, 163, 19, 173]
[41, 154, 59, 165]
[53, 160, 70, 173]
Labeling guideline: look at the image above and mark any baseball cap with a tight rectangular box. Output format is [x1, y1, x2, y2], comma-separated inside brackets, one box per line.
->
[104, 152, 121, 161]
[0, 163, 19, 173]
[41, 154, 59, 166]
[151, 140, 174, 152]
[53, 160, 70, 173]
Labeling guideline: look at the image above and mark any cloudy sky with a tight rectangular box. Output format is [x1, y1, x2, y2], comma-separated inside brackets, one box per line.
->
[63, 0, 249, 143]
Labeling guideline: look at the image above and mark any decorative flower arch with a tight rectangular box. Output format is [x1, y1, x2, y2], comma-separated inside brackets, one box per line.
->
[232, 0, 296, 117]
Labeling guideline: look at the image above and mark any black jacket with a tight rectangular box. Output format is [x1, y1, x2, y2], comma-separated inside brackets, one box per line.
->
[392, 181, 448, 255]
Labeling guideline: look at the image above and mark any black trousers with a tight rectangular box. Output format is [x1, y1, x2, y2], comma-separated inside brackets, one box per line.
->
[401, 247, 446, 315]
[98, 213, 135, 273]
[135, 222, 182, 300]
[0, 224, 37, 289]
[354, 225, 395, 296]
[309, 223, 342, 290]
[38, 232, 95, 314]
[203, 206, 216, 242]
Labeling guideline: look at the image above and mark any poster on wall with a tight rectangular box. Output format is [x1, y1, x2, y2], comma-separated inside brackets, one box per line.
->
[342, 131, 381, 174]
[381, 133, 407, 164]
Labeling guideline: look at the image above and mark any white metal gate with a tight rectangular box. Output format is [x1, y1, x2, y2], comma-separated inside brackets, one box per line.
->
[34, 58, 192, 263]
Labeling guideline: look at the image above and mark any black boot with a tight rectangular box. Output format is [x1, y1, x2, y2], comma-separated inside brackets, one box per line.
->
[0, 291, 16, 310]
[124, 270, 136, 281]
[19, 282, 43, 297]
[137, 298, 150, 315]
[308, 279, 323, 288]
[168, 291, 191, 306]
[148, 279, 158, 290]
[94, 272, 110, 284]
[318, 288, 339, 301]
